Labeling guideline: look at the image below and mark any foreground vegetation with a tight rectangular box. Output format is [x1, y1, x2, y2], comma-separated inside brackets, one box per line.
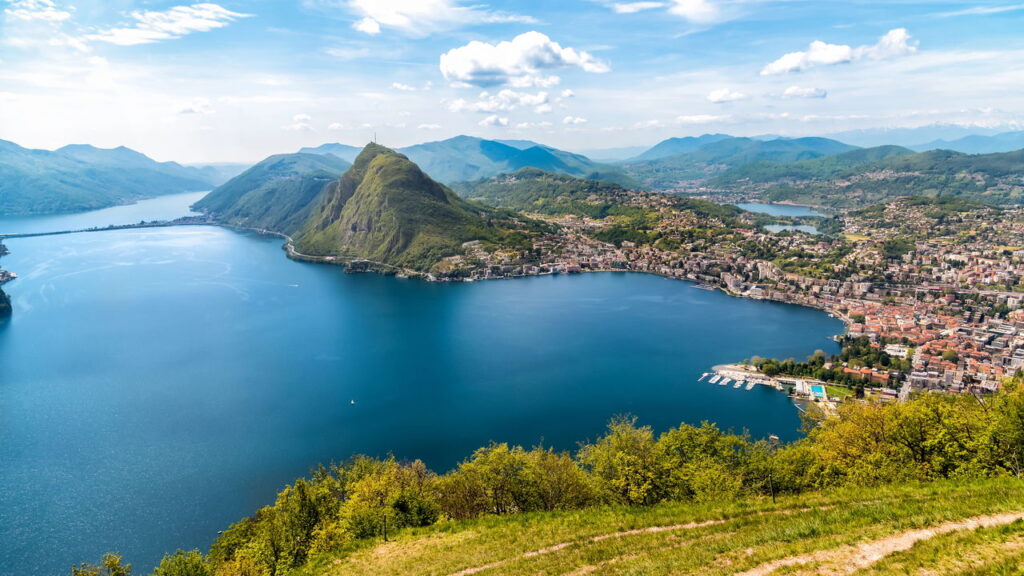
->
[75, 379, 1024, 575]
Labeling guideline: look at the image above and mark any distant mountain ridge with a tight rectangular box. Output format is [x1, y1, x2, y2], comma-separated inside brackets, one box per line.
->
[630, 134, 734, 161]
[301, 136, 636, 189]
[0, 140, 223, 215]
[622, 136, 859, 189]
[911, 131, 1024, 154]
[192, 153, 352, 235]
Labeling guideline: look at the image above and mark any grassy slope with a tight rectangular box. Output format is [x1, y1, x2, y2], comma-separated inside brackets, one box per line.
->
[300, 478, 1024, 576]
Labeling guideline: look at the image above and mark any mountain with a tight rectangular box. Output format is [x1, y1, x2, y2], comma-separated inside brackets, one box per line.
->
[192, 153, 352, 235]
[304, 136, 635, 188]
[298, 143, 363, 163]
[452, 167, 630, 219]
[0, 140, 219, 215]
[295, 144, 511, 272]
[575, 145, 650, 162]
[711, 145, 915, 186]
[187, 163, 252, 185]
[757, 148, 1024, 208]
[911, 131, 1024, 154]
[623, 137, 859, 189]
[826, 125, 1008, 148]
[631, 134, 734, 161]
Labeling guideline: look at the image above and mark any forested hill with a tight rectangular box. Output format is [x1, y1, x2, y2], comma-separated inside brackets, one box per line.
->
[89, 379, 1024, 576]
[621, 136, 859, 189]
[294, 144, 532, 273]
[0, 140, 222, 215]
[742, 148, 1024, 208]
[192, 153, 352, 236]
[451, 167, 632, 217]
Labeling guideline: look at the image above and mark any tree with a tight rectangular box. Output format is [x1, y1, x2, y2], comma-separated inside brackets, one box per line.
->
[152, 550, 208, 576]
[942, 349, 959, 363]
[577, 416, 662, 505]
[72, 554, 131, 576]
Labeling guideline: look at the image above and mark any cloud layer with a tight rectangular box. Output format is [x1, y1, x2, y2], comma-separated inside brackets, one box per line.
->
[348, 0, 534, 37]
[86, 3, 251, 46]
[761, 28, 918, 75]
[440, 31, 610, 88]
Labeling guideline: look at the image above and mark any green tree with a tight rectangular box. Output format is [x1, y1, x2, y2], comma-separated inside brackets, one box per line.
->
[151, 550, 208, 576]
[72, 554, 131, 576]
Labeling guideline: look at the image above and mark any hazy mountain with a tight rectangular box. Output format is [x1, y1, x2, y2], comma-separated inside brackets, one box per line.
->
[631, 134, 734, 161]
[295, 144, 510, 272]
[193, 153, 351, 236]
[303, 136, 635, 188]
[624, 137, 859, 189]
[451, 167, 630, 218]
[575, 145, 650, 162]
[298, 143, 363, 163]
[712, 145, 915, 186]
[0, 140, 219, 216]
[826, 125, 1007, 148]
[911, 131, 1024, 154]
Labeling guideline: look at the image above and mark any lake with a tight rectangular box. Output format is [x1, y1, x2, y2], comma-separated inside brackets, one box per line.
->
[0, 194, 843, 576]
[735, 202, 826, 218]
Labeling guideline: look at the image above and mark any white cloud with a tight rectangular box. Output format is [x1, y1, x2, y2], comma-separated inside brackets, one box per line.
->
[761, 28, 918, 75]
[348, 0, 535, 37]
[4, 0, 71, 22]
[675, 114, 728, 124]
[707, 88, 747, 103]
[440, 31, 610, 89]
[937, 4, 1024, 17]
[563, 115, 588, 125]
[560, 89, 576, 99]
[417, 123, 442, 130]
[392, 82, 417, 91]
[284, 114, 313, 131]
[534, 103, 553, 114]
[782, 86, 827, 99]
[327, 122, 347, 131]
[667, 0, 721, 24]
[86, 3, 251, 46]
[479, 114, 509, 127]
[448, 89, 551, 114]
[325, 47, 373, 60]
[612, 2, 665, 14]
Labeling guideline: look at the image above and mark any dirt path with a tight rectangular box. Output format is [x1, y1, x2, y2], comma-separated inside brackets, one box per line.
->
[447, 519, 726, 576]
[733, 511, 1024, 576]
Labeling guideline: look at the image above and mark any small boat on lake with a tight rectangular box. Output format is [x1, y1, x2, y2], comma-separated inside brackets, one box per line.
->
[746, 382, 756, 390]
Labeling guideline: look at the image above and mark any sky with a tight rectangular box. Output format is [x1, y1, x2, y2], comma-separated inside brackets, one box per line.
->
[1, 0, 1024, 163]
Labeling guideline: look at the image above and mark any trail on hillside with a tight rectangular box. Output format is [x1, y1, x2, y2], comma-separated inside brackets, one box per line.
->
[447, 519, 726, 576]
[733, 511, 1024, 576]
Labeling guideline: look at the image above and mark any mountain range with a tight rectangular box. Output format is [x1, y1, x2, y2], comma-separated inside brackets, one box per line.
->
[301, 136, 636, 188]
[0, 140, 232, 216]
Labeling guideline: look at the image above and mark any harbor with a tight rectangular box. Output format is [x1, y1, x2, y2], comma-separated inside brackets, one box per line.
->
[698, 364, 841, 414]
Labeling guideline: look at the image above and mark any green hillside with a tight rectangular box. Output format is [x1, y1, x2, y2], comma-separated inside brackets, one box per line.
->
[623, 137, 859, 189]
[87, 380, 1024, 576]
[759, 148, 1024, 208]
[632, 133, 734, 161]
[193, 153, 352, 236]
[452, 167, 632, 218]
[711, 145, 914, 186]
[0, 140, 219, 215]
[294, 144, 518, 272]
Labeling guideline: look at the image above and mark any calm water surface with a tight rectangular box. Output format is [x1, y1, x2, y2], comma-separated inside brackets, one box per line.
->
[735, 202, 826, 218]
[0, 194, 842, 575]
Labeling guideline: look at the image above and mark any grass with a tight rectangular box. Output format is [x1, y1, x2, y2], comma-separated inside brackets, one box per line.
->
[826, 385, 856, 401]
[295, 478, 1024, 576]
[844, 233, 872, 242]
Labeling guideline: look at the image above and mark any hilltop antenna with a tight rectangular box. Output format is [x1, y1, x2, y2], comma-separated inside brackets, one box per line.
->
[374, 132, 377, 144]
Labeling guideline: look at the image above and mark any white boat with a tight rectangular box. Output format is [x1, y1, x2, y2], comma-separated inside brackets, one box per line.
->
[746, 382, 756, 390]
[733, 381, 742, 388]
[720, 378, 731, 386]
[709, 375, 721, 384]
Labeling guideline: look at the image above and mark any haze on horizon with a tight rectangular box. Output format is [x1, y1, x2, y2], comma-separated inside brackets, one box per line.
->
[1, 0, 1023, 164]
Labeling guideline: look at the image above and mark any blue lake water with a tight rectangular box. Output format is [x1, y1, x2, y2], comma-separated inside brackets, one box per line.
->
[0, 194, 843, 575]
[735, 203, 826, 218]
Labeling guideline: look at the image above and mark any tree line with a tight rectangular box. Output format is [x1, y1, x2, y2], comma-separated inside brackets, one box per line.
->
[76, 379, 1024, 576]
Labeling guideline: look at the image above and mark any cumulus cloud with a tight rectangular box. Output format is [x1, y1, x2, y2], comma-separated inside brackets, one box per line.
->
[440, 31, 610, 88]
[4, 0, 71, 22]
[479, 114, 509, 127]
[348, 0, 535, 37]
[782, 86, 827, 99]
[448, 89, 551, 114]
[392, 82, 417, 91]
[707, 88, 747, 103]
[86, 3, 251, 46]
[761, 28, 918, 75]
[284, 114, 314, 131]
[563, 115, 588, 125]
[178, 98, 214, 115]
[417, 123, 442, 130]
[604, 0, 725, 24]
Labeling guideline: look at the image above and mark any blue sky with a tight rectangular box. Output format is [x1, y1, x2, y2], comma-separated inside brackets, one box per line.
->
[1, 0, 1023, 162]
